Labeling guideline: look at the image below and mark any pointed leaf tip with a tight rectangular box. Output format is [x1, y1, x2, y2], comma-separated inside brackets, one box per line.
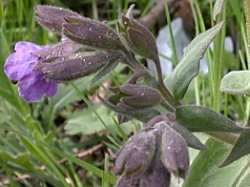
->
[220, 131, 250, 167]
[176, 105, 248, 133]
[169, 22, 224, 99]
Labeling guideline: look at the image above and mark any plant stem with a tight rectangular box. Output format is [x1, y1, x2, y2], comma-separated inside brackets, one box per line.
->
[243, 1, 250, 124]
[190, 1, 201, 106]
[212, 3, 226, 112]
[244, 0, 250, 68]
[125, 51, 177, 111]
[154, 57, 179, 107]
[163, 0, 179, 66]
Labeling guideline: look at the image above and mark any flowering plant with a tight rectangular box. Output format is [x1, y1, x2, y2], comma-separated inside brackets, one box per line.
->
[3, 3, 250, 187]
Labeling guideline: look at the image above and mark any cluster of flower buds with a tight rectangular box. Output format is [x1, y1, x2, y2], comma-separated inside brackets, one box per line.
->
[4, 4, 165, 102]
[112, 83, 161, 108]
[3, 4, 197, 186]
[102, 83, 162, 123]
[114, 114, 191, 187]
[35, 5, 128, 92]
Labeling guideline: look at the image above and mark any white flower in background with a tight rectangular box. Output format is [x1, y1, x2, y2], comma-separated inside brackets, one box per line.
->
[149, 18, 234, 76]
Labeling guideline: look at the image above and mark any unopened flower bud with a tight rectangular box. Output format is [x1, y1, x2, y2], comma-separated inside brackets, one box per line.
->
[119, 5, 159, 61]
[116, 160, 170, 187]
[34, 39, 81, 63]
[104, 84, 161, 123]
[116, 175, 140, 187]
[145, 114, 206, 150]
[35, 5, 81, 34]
[161, 125, 189, 178]
[140, 158, 171, 187]
[63, 16, 125, 50]
[115, 130, 156, 176]
[37, 51, 122, 82]
[119, 83, 162, 108]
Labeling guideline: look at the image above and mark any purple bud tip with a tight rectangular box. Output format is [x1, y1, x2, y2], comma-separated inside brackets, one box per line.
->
[161, 126, 189, 178]
[114, 130, 156, 176]
[35, 5, 81, 34]
[4, 41, 57, 102]
[116, 175, 140, 187]
[119, 6, 159, 61]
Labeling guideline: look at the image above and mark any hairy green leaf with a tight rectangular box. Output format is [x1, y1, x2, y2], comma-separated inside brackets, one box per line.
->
[220, 70, 250, 95]
[213, 0, 225, 20]
[64, 106, 115, 135]
[221, 131, 250, 166]
[169, 22, 224, 99]
[176, 105, 248, 132]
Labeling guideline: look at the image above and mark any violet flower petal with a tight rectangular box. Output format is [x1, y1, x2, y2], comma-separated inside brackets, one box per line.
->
[46, 82, 58, 97]
[4, 41, 41, 81]
[4, 54, 36, 81]
[15, 41, 41, 53]
[18, 73, 57, 102]
[4, 41, 58, 102]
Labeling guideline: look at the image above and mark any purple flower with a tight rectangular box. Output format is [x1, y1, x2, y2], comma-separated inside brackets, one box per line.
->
[4, 41, 57, 102]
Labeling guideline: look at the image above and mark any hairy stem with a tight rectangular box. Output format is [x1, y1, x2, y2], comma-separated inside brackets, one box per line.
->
[244, 0, 250, 68]
[154, 57, 180, 107]
[124, 51, 176, 111]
